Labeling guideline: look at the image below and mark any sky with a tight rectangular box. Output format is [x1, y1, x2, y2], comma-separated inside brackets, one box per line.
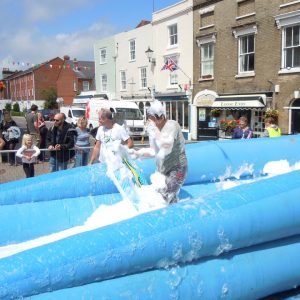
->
[0, 0, 179, 72]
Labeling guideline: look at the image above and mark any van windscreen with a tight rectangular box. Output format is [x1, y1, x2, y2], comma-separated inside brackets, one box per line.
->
[116, 108, 143, 120]
[73, 110, 85, 117]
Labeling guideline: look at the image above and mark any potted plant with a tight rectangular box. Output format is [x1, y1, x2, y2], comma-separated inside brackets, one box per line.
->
[219, 119, 239, 135]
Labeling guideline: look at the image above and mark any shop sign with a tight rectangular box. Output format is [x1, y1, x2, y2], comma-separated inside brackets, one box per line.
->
[195, 98, 214, 107]
[198, 108, 206, 121]
[193, 89, 218, 107]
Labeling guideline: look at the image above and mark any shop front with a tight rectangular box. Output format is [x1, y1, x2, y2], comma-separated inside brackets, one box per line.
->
[193, 90, 270, 140]
[212, 94, 269, 138]
[193, 90, 219, 141]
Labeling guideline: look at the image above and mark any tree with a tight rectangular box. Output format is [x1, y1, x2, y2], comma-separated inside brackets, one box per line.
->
[13, 102, 20, 112]
[4, 103, 11, 112]
[42, 87, 58, 109]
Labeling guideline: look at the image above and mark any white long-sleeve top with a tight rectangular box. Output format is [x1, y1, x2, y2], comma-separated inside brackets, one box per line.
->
[16, 145, 40, 164]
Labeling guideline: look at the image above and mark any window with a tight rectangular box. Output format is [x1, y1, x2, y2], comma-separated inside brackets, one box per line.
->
[253, 110, 265, 137]
[101, 74, 107, 92]
[239, 34, 255, 73]
[120, 71, 127, 90]
[100, 48, 107, 64]
[201, 43, 214, 78]
[165, 101, 189, 129]
[82, 81, 89, 91]
[283, 25, 300, 69]
[168, 24, 178, 46]
[129, 39, 136, 61]
[170, 72, 178, 86]
[166, 55, 178, 86]
[275, 10, 300, 72]
[233, 25, 257, 75]
[197, 34, 216, 79]
[140, 67, 147, 89]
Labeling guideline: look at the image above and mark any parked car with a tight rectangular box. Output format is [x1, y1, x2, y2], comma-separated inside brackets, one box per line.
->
[39, 109, 58, 121]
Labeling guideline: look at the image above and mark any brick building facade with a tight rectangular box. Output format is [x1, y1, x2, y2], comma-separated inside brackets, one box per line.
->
[192, 0, 300, 139]
[1, 57, 63, 110]
[56, 56, 95, 106]
[1, 56, 95, 109]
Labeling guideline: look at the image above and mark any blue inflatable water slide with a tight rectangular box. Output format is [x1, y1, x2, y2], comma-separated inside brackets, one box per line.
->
[1, 135, 300, 299]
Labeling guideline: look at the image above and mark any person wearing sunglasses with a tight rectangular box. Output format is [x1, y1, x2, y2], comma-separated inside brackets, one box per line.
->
[47, 113, 76, 172]
[129, 100, 187, 204]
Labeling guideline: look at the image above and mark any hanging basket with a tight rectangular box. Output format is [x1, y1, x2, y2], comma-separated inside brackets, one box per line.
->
[265, 109, 279, 122]
[210, 109, 221, 117]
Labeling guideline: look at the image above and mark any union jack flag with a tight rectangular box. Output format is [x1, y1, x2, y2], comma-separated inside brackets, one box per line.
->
[161, 58, 178, 72]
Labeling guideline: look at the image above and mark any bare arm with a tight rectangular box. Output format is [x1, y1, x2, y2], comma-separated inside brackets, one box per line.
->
[125, 137, 134, 149]
[89, 140, 101, 164]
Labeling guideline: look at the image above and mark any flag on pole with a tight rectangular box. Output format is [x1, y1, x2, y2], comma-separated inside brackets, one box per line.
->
[161, 57, 178, 72]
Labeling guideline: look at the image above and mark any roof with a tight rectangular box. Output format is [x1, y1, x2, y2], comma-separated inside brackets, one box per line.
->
[3, 57, 63, 79]
[136, 20, 151, 28]
[66, 60, 95, 80]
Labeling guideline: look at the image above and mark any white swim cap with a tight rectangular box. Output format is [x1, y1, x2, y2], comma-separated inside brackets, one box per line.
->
[147, 100, 165, 117]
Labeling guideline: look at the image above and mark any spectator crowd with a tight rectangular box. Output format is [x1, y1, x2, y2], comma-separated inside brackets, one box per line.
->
[0, 104, 282, 181]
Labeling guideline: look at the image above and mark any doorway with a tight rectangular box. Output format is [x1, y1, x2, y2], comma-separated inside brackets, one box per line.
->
[291, 99, 300, 134]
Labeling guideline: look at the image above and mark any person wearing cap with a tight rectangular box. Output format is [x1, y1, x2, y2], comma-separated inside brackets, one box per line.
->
[89, 108, 133, 165]
[129, 100, 187, 204]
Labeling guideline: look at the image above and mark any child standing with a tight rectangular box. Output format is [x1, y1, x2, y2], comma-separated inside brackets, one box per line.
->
[16, 134, 40, 178]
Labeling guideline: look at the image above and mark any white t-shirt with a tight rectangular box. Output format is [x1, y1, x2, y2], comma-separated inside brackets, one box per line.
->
[16, 145, 40, 164]
[95, 123, 130, 163]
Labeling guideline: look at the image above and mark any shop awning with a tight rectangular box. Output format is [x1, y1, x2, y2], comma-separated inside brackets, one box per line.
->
[212, 94, 266, 109]
[155, 92, 189, 102]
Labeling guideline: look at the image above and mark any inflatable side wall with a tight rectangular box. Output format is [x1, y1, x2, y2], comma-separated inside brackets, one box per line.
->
[28, 235, 300, 300]
[1, 135, 300, 299]
[1, 170, 300, 299]
[1, 135, 300, 205]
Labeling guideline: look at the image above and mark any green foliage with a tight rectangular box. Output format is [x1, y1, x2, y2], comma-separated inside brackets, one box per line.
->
[11, 111, 24, 116]
[42, 87, 58, 109]
[12, 102, 20, 112]
[4, 103, 11, 111]
[210, 109, 221, 117]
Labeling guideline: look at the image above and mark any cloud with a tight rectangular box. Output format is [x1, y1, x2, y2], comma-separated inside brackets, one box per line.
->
[4, 21, 114, 63]
[0, 0, 114, 70]
[23, 0, 96, 22]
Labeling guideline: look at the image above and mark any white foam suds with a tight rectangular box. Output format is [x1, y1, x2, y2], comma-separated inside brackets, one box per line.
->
[0, 160, 299, 259]
[217, 160, 300, 190]
[0, 172, 167, 259]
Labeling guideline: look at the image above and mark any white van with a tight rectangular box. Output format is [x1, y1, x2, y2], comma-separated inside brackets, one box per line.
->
[73, 90, 110, 106]
[60, 106, 85, 126]
[86, 99, 146, 138]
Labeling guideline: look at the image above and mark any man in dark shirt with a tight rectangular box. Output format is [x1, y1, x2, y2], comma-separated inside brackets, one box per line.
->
[47, 113, 76, 172]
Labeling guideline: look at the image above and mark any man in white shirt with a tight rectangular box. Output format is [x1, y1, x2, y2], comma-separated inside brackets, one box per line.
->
[89, 108, 133, 164]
